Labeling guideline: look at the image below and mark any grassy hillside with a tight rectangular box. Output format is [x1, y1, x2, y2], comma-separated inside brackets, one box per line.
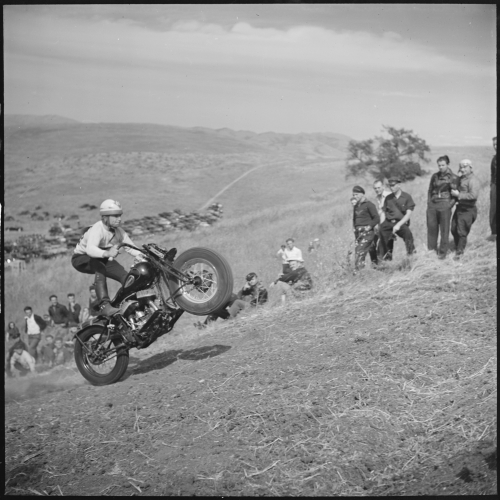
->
[4, 149, 497, 495]
[4, 115, 350, 226]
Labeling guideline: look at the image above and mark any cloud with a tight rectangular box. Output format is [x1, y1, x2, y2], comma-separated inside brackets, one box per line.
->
[4, 8, 490, 78]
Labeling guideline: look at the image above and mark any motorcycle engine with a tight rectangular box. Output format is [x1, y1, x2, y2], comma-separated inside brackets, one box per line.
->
[121, 289, 159, 332]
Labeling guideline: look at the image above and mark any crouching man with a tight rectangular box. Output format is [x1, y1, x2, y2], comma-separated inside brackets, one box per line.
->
[10, 341, 36, 377]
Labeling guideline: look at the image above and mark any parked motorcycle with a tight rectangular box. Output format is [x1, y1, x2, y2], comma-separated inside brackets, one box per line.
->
[74, 242, 233, 385]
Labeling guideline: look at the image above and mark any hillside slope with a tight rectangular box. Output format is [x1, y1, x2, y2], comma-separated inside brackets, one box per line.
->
[4, 115, 351, 224]
[5, 240, 497, 496]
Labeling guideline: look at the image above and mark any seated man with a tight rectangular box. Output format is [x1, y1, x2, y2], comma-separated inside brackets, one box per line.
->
[237, 272, 268, 306]
[269, 259, 313, 304]
[194, 293, 247, 329]
[10, 341, 36, 377]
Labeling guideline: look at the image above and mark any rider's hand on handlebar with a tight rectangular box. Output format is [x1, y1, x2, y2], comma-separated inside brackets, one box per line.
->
[105, 245, 120, 258]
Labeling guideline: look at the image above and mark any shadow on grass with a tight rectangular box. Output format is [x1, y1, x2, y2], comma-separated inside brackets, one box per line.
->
[128, 344, 232, 376]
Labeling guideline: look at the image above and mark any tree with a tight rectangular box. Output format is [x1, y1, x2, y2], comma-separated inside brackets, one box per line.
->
[345, 126, 431, 182]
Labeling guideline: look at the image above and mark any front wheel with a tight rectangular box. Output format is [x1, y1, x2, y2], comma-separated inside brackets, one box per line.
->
[167, 247, 233, 315]
[74, 326, 129, 386]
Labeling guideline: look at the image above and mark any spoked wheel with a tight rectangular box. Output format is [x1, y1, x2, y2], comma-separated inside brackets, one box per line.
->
[74, 326, 129, 386]
[167, 247, 233, 315]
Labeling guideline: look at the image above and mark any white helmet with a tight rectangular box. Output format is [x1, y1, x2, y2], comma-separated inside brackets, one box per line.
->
[100, 199, 123, 216]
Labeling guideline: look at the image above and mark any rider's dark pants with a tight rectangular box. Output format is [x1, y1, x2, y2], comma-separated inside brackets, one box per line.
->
[72, 254, 128, 304]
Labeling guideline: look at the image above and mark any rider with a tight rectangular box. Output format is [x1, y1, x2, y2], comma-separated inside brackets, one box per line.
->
[71, 199, 145, 317]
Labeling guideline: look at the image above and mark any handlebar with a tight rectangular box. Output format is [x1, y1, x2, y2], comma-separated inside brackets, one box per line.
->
[107, 242, 142, 261]
[107, 242, 166, 261]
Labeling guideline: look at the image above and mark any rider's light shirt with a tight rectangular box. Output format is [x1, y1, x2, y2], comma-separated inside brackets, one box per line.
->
[73, 221, 142, 259]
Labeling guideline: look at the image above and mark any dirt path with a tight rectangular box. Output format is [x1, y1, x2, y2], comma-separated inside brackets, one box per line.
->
[198, 158, 344, 211]
[5, 256, 497, 496]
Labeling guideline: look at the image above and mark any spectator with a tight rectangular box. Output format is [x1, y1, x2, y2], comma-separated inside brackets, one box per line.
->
[40, 334, 55, 367]
[379, 177, 416, 260]
[351, 185, 380, 272]
[6, 337, 27, 376]
[237, 272, 268, 306]
[67, 293, 81, 326]
[308, 238, 320, 253]
[10, 341, 36, 377]
[488, 136, 497, 241]
[426, 155, 459, 259]
[79, 306, 90, 325]
[48, 295, 70, 338]
[370, 180, 393, 265]
[451, 159, 481, 258]
[88, 285, 100, 318]
[269, 259, 313, 305]
[276, 244, 288, 274]
[282, 238, 303, 275]
[53, 338, 72, 366]
[24, 306, 47, 363]
[194, 292, 247, 329]
[7, 321, 21, 341]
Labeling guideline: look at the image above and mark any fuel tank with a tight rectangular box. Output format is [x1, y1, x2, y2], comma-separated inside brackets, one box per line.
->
[122, 261, 156, 295]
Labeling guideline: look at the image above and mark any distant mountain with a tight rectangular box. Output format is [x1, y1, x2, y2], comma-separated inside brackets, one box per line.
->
[4, 115, 351, 158]
[4, 114, 81, 129]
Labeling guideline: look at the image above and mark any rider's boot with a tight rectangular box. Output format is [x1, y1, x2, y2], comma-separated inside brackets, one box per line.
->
[94, 275, 120, 317]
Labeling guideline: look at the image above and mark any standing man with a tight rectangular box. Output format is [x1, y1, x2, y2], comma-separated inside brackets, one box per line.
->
[426, 155, 459, 259]
[24, 306, 47, 362]
[488, 137, 497, 241]
[67, 293, 81, 327]
[351, 186, 379, 271]
[451, 159, 481, 258]
[370, 180, 393, 265]
[283, 238, 303, 274]
[379, 177, 416, 260]
[48, 295, 70, 338]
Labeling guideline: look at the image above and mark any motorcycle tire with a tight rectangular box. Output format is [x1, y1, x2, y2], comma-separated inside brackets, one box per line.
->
[168, 247, 234, 316]
[74, 326, 129, 386]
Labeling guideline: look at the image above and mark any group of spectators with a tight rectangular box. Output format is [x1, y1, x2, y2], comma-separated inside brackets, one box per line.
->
[5, 286, 101, 377]
[350, 139, 497, 271]
[194, 238, 314, 329]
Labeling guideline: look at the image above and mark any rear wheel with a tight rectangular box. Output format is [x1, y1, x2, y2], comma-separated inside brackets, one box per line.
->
[167, 247, 233, 315]
[74, 326, 129, 386]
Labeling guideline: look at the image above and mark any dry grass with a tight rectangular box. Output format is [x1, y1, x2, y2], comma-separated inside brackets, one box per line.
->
[4, 143, 496, 496]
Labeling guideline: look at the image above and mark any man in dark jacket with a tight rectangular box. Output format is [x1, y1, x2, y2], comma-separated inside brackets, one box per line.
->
[451, 159, 481, 258]
[379, 177, 416, 260]
[351, 185, 380, 271]
[426, 155, 460, 259]
[24, 306, 47, 362]
[237, 272, 268, 306]
[48, 295, 70, 338]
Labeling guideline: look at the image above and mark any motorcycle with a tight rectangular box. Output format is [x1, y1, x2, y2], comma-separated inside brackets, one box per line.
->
[73, 242, 233, 385]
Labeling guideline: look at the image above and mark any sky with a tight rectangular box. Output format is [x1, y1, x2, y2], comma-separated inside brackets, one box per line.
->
[4, 4, 496, 145]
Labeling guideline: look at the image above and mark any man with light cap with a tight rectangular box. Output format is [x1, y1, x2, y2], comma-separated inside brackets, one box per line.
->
[450, 159, 481, 257]
[351, 185, 379, 271]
